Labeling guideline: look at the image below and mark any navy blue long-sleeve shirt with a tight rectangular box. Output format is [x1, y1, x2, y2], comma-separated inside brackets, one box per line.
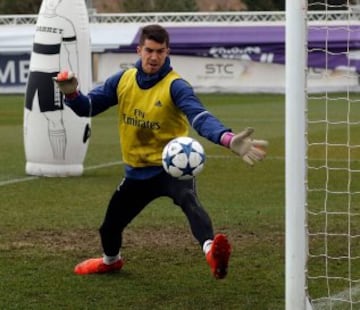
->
[65, 57, 231, 179]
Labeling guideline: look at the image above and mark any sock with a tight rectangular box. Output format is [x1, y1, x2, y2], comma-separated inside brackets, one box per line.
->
[103, 253, 121, 265]
[203, 240, 213, 255]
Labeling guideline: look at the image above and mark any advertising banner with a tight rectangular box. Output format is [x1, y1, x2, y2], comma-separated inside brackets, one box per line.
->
[0, 53, 30, 93]
[95, 52, 358, 93]
[1, 23, 359, 93]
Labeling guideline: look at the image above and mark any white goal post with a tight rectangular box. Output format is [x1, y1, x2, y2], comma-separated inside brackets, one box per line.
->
[286, 1, 360, 309]
[285, 0, 308, 308]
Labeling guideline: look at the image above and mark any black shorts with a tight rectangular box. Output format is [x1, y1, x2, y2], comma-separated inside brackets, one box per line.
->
[25, 71, 63, 112]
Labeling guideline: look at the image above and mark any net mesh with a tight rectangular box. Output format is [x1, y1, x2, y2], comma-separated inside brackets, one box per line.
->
[306, 1, 360, 308]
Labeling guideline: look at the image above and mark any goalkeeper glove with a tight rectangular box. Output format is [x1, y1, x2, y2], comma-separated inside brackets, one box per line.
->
[221, 128, 268, 166]
[53, 70, 79, 99]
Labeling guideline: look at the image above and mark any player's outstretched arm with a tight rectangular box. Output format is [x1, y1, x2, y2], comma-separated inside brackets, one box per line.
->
[220, 128, 268, 166]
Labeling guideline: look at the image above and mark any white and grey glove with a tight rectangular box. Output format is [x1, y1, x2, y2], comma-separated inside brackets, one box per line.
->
[53, 70, 79, 98]
[221, 128, 268, 166]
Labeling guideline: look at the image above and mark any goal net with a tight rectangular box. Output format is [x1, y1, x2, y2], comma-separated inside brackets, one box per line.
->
[286, 1, 360, 309]
[307, 2, 360, 309]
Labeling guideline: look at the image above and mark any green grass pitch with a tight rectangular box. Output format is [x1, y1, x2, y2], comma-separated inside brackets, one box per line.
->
[0, 93, 285, 309]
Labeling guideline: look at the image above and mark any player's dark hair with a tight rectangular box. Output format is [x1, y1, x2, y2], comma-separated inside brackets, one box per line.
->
[139, 24, 169, 47]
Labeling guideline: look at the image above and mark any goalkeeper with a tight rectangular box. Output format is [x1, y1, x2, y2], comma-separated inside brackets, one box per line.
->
[55, 24, 268, 279]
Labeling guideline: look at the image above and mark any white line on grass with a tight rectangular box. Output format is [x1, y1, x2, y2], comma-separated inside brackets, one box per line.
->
[0, 155, 284, 187]
[0, 176, 39, 186]
[85, 160, 123, 170]
[0, 161, 124, 187]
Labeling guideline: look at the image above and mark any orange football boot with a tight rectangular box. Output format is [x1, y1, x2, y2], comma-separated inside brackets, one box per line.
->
[74, 257, 124, 275]
[206, 234, 231, 279]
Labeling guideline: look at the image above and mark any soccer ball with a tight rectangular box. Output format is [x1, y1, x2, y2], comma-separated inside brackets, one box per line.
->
[162, 137, 206, 180]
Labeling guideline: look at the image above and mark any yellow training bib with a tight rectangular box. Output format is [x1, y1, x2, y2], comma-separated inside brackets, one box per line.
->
[116, 68, 189, 167]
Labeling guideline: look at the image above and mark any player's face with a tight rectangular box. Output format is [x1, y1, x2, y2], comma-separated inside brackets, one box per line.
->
[137, 39, 169, 75]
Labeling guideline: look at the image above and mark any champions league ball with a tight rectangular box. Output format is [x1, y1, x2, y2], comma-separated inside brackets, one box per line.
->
[162, 137, 206, 180]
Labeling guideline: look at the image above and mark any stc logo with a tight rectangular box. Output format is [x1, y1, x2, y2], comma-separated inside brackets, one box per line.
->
[205, 63, 234, 75]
